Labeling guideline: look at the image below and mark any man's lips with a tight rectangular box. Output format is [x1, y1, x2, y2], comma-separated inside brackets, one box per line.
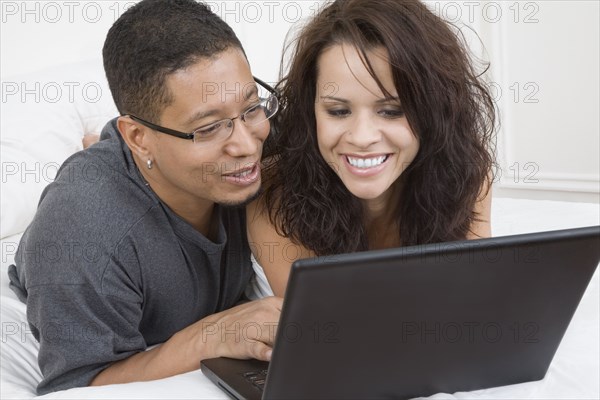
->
[222, 162, 260, 185]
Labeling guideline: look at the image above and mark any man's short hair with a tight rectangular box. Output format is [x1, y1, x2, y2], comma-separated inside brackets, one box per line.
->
[103, 0, 244, 122]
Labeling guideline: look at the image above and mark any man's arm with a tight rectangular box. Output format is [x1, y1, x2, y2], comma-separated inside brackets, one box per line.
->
[91, 297, 282, 386]
[18, 218, 281, 392]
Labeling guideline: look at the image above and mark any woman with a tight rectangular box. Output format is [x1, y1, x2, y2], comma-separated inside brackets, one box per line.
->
[247, 0, 496, 297]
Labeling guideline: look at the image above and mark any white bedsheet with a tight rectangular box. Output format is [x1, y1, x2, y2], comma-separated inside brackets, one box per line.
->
[1, 197, 599, 399]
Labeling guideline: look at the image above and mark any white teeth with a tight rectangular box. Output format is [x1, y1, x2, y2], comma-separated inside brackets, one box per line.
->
[232, 170, 251, 178]
[228, 168, 253, 178]
[347, 155, 388, 169]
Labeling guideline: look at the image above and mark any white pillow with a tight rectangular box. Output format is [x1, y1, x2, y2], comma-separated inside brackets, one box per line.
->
[0, 60, 118, 239]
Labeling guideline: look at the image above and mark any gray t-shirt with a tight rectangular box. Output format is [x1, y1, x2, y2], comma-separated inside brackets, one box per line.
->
[8, 118, 253, 395]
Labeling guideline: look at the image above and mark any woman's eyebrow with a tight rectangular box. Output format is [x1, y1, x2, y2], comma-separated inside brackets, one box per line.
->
[375, 96, 400, 103]
[319, 95, 349, 103]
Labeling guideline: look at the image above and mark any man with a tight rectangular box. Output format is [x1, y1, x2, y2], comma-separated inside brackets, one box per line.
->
[8, 0, 281, 394]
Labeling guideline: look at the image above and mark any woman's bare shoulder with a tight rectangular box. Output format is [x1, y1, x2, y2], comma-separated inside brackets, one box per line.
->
[245, 195, 313, 297]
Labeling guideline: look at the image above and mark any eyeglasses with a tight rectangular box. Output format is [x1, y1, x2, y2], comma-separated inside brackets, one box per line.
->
[127, 77, 278, 146]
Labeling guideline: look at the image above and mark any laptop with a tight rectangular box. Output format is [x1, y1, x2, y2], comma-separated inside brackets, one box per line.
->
[201, 226, 600, 399]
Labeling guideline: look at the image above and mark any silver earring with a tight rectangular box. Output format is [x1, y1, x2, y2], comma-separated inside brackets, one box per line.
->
[147, 159, 153, 169]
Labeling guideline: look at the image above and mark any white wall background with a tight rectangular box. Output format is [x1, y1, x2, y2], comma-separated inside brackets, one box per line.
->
[1, 0, 599, 203]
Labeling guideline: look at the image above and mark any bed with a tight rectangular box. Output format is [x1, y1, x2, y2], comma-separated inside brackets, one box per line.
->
[1, 61, 599, 399]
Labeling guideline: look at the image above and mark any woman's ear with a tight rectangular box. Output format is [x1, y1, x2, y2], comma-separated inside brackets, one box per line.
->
[117, 116, 153, 158]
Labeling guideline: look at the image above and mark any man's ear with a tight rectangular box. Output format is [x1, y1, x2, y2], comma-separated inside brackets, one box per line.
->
[117, 116, 153, 158]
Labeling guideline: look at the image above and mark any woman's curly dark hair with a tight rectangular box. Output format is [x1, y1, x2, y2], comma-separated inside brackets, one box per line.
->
[262, 0, 497, 255]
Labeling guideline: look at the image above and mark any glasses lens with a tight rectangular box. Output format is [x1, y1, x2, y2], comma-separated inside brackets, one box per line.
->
[242, 95, 279, 126]
[190, 93, 278, 144]
[243, 101, 268, 124]
[264, 95, 279, 119]
[192, 119, 233, 144]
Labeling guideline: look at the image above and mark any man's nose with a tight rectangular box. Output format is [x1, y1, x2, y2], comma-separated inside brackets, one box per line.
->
[223, 119, 262, 157]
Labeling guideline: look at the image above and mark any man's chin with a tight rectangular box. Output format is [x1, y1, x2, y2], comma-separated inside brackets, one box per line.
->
[217, 187, 262, 208]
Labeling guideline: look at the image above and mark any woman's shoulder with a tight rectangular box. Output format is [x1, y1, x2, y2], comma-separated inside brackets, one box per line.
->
[246, 194, 285, 247]
[245, 194, 314, 297]
[246, 192, 271, 229]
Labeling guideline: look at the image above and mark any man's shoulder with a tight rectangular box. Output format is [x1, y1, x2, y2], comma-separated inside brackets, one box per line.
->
[14, 191, 163, 296]
[31, 165, 160, 247]
[54, 124, 133, 192]
[20, 126, 161, 281]
[39, 129, 156, 227]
